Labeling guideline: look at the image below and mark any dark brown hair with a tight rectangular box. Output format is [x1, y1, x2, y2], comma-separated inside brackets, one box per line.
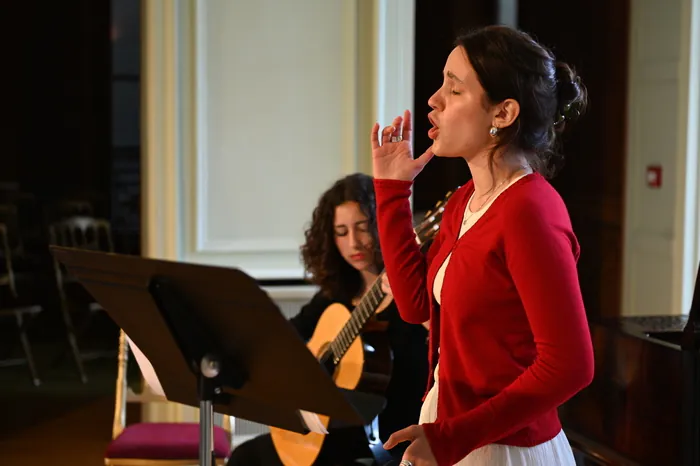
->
[455, 25, 588, 178]
[300, 173, 382, 300]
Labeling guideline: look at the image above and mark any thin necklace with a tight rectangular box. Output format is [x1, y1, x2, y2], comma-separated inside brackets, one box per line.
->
[462, 177, 510, 226]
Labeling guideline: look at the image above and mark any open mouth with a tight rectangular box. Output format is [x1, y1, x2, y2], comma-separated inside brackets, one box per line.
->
[428, 114, 439, 139]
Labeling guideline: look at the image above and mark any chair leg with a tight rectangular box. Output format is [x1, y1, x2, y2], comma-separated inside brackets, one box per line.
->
[67, 331, 88, 383]
[15, 312, 41, 386]
[58, 298, 88, 383]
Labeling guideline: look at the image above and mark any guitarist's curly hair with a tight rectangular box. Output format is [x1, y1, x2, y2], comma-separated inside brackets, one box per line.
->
[300, 173, 383, 301]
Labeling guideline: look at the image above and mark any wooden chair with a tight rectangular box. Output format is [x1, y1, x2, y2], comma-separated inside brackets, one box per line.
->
[105, 330, 233, 465]
[0, 223, 43, 386]
[49, 215, 116, 382]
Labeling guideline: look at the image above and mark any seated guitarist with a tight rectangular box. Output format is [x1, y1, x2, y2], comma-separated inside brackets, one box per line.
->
[227, 173, 429, 466]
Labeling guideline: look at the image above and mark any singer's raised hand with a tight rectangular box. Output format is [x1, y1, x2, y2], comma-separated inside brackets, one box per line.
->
[371, 109, 434, 181]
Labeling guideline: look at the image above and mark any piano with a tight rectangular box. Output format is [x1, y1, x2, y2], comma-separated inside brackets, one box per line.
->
[560, 264, 700, 465]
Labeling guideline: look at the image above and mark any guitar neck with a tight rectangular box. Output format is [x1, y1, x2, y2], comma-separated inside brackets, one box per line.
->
[329, 276, 387, 362]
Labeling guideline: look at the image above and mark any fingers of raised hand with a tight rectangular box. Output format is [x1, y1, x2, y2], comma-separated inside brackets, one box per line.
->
[416, 147, 435, 167]
[391, 116, 403, 140]
[370, 122, 398, 149]
[381, 125, 395, 144]
[402, 109, 412, 142]
[370, 122, 381, 149]
[372, 113, 410, 147]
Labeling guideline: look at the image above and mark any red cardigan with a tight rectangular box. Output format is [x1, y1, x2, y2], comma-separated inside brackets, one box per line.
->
[374, 174, 594, 465]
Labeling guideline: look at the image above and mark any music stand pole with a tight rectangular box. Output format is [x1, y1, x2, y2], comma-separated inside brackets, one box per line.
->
[199, 354, 219, 466]
[148, 276, 245, 466]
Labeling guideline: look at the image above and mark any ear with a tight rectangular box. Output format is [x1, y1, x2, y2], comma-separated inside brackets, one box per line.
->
[492, 98, 520, 130]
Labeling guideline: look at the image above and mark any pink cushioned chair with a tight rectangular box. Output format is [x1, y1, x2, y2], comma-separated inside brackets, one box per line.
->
[105, 330, 233, 465]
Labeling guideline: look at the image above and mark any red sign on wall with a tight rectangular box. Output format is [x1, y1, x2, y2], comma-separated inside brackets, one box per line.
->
[646, 165, 662, 188]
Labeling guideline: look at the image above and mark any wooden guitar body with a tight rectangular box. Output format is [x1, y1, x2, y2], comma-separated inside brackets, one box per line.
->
[269, 302, 392, 466]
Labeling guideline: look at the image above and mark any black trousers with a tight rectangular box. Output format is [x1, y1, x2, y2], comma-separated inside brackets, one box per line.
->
[226, 427, 402, 466]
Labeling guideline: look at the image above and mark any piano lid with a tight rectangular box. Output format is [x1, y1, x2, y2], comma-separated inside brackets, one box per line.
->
[610, 261, 700, 350]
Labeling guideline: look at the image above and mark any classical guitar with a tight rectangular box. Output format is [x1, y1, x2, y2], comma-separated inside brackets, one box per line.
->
[270, 189, 456, 466]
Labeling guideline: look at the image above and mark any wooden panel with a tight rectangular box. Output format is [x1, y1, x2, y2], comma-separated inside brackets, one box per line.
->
[560, 322, 684, 465]
[518, 0, 630, 320]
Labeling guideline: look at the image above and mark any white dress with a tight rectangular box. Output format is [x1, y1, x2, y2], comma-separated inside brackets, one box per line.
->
[419, 175, 576, 465]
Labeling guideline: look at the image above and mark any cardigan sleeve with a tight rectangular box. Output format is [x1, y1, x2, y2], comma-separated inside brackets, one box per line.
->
[374, 179, 444, 324]
[420, 187, 594, 465]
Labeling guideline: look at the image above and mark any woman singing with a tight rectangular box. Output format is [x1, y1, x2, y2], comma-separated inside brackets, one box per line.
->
[372, 26, 594, 466]
[227, 173, 429, 466]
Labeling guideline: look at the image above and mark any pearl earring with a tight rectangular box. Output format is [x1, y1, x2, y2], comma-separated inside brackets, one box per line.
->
[489, 126, 498, 137]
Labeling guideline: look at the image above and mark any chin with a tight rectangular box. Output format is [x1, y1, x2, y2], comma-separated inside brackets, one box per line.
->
[435, 140, 475, 159]
[360, 262, 374, 272]
[431, 141, 443, 156]
[432, 143, 459, 158]
[348, 261, 369, 272]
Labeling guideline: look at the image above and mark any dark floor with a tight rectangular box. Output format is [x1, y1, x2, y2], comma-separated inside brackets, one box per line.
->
[0, 340, 117, 465]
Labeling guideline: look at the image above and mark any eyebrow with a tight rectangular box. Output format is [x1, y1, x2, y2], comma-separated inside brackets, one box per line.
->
[446, 70, 464, 84]
[334, 220, 369, 228]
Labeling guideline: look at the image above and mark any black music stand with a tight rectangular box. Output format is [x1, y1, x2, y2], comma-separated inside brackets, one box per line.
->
[49, 246, 386, 466]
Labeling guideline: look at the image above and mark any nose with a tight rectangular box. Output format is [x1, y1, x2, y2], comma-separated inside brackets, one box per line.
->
[348, 230, 362, 249]
[428, 87, 443, 111]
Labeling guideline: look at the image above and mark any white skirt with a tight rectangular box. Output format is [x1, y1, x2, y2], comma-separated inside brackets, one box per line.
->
[418, 362, 576, 466]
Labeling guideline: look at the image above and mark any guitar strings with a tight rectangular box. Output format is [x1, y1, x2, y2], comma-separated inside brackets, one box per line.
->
[330, 279, 385, 360]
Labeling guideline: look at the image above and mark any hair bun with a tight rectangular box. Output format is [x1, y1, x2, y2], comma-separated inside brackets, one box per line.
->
[554, 62, 587, 128]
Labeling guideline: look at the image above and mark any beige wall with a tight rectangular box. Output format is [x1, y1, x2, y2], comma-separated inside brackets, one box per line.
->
[142, 0, 414, 281]
[621, 0, 700, 316]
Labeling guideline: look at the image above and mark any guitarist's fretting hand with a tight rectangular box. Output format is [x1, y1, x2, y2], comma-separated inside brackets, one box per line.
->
[381, 274, 393, 297]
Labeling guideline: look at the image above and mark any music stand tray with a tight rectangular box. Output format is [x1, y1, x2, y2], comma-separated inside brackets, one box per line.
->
[49, 246, 386, 466]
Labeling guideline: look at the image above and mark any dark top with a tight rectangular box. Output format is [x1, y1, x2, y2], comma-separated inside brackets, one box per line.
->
[289, 290, 429, 457]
